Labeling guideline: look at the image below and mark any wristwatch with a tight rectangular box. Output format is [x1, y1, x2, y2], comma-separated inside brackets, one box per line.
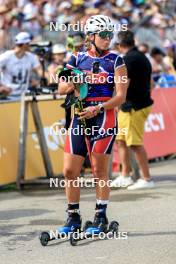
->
[98, 103, 105, 112]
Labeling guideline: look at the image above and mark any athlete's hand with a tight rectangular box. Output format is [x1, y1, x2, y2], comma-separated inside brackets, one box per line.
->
[78, 109, 94, 119]
[78, 106, 98, 120]
[58, 81, 75, 95]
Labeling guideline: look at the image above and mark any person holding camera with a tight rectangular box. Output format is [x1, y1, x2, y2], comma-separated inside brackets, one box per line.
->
[111, 30, 154, 190]
[0, 32, 41, 99]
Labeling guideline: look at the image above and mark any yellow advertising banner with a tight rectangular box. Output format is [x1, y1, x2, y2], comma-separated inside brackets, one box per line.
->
[0, 99, 65, 185]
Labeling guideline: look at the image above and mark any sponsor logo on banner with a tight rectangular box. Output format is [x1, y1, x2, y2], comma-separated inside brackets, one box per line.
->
[31, 126, 65, 151]
[145, 113, 165, 132]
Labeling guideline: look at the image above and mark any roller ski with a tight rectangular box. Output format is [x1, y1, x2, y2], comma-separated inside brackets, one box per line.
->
[39, 209, 82, 246]
[69, 206, 119, 246]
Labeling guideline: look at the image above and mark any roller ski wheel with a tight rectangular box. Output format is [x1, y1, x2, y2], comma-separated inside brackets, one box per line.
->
[85, 215, 108, 235]
[39, 232, 50, 246]
[70, 231, 79, 246]
[108, 221, 119, 234]
[83, 221, 93, 231]
[70, 233, 77, 246]
[69, 226, 82, 246]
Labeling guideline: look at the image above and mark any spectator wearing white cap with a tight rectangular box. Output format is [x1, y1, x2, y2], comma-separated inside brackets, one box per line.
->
[47, 44, 67, 83]
[0, 32, 41, 99]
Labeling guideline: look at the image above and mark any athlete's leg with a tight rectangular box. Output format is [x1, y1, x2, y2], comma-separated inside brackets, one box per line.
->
[84, 109, 116, 233]
[63, 153, 84, 203]
[91, 153, 110, 200]
[57, 153, 85, 234]
[84, 153, 110, 233]
[59, 113, 87, 233]
[63, 114, 87, 203]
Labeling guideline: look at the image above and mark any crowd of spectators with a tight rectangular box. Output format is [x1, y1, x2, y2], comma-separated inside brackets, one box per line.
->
[1, 0, 176, 48]
[0, 0, 176, 91]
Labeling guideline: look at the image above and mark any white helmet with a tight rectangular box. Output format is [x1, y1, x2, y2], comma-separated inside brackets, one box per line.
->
[85, 15, 114, 35]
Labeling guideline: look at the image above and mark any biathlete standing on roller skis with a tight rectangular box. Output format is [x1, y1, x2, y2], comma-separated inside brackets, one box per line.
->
[58, 15, 128, 235]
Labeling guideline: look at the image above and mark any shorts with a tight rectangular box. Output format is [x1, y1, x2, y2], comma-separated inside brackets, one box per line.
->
[64, 102, 117, 157]
[116, 106, 151, 146]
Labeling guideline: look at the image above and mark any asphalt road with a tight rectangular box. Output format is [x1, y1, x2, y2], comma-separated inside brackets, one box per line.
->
[0, 160, 176, 264]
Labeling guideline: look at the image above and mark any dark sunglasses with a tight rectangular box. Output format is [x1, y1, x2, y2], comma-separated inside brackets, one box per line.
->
[98, 31, 114, 40]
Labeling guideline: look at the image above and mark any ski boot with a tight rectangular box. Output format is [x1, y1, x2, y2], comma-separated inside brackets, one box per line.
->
[58, 209, 82, 234]
[84, 209, 109, 235]
[40, 209, 82, 246]
[69, 209, 109, 246]
[69, 210, 119, 246]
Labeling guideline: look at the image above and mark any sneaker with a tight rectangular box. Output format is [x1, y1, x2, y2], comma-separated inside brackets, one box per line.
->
[127, 179, 155, 190]
[110, 175, 134, 188]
